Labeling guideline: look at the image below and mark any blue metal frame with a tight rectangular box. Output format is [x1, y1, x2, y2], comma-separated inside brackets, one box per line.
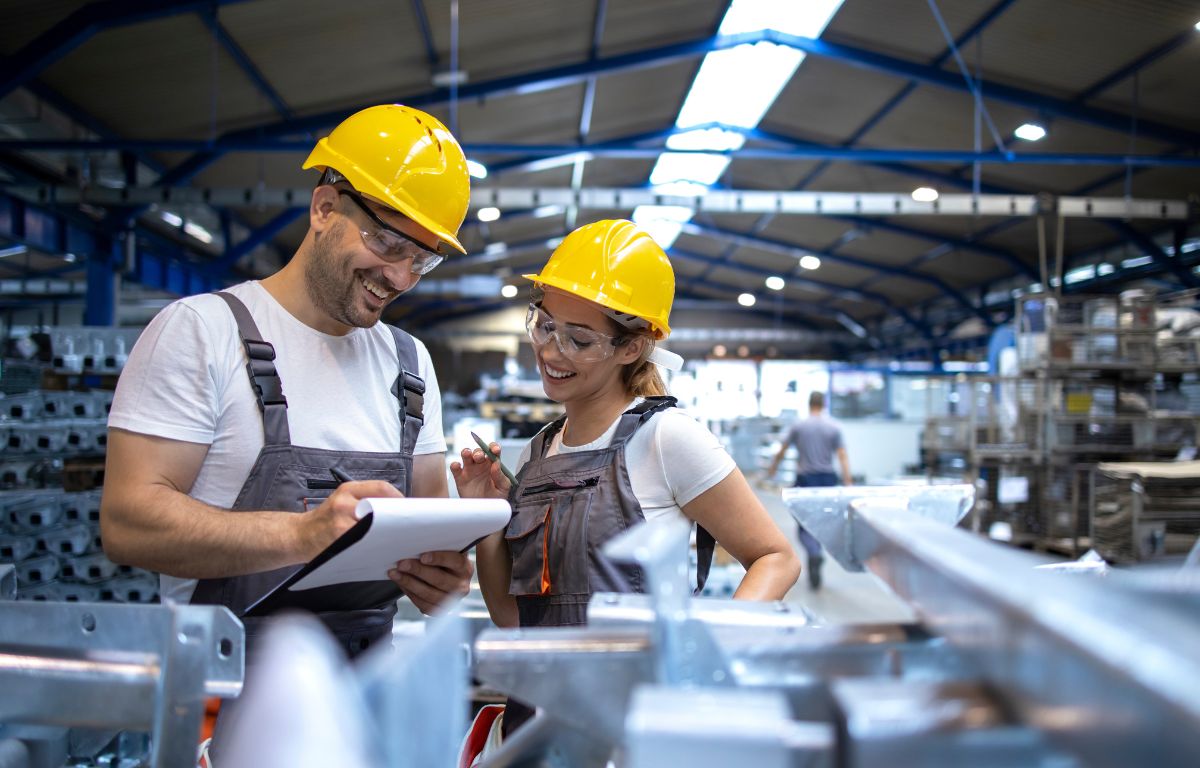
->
[794, 0, 1018, 191]
[684, 221, 994, 326]
[409, 0, 440, 70]
[214, 207, 305, 270]
[668, 247, 935, 341]
[199, 10, 294, 121]
[0, 0, 254, 102]
[140, 25, 1200, 185]
[10, 136, 1200, 167]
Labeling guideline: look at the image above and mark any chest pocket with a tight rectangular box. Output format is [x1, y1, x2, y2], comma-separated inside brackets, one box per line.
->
[506, 480, 597, 597]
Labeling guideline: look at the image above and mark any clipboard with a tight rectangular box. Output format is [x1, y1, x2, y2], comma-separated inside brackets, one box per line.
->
[243, 497, 511, 618]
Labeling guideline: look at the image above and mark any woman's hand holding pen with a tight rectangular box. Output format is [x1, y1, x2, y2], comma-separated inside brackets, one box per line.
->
[450, 440, 512, 500]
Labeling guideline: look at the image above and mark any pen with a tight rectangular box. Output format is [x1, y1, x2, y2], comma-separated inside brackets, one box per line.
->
[470, 431, 519, 486]
[330, 467, 353, 484]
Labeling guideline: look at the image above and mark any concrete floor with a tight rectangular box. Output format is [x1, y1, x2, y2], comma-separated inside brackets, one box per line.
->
[753, 484, 915, 626]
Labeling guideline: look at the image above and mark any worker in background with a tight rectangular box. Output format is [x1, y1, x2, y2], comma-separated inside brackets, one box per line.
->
[453, 219, 801, 743]
[100, 105, 474, 756]
[766, 391, 853, 590]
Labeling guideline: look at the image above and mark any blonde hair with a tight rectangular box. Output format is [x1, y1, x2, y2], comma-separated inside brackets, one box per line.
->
[620, 333, 667, 397]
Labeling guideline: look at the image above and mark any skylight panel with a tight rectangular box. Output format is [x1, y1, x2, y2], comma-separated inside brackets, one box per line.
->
[632, 205, 693, 250]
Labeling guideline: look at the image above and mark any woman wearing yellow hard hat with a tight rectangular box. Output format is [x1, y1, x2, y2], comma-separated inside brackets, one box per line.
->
[452, 218, 801, 740]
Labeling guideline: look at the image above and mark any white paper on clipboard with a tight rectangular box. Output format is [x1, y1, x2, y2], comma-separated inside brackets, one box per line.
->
[289, 498, 511, 590]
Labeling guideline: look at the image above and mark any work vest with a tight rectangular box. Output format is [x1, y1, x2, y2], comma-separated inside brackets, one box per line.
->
[506, 396, 715, 628]
[190, 292, 425, 657]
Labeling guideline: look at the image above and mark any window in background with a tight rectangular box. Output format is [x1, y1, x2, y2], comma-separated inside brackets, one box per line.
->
[690, 360, 761, 420]
[889, 376, 931, 421]
[831, 369, 887, 418]
[759, 361, 830, 418]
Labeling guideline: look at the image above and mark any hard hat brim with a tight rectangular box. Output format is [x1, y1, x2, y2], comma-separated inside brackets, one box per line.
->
[522, 272, 670, 339]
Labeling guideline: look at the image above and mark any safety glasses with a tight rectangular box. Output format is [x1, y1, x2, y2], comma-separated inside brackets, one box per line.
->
[336, 188, 450, 276]
[525, 304, 631, 363]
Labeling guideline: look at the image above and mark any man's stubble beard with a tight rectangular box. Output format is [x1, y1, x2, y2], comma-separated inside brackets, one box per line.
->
[304, 220, 380, 329]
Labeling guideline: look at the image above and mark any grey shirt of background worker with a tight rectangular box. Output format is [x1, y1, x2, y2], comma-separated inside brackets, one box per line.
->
[784, 416, 844, 475]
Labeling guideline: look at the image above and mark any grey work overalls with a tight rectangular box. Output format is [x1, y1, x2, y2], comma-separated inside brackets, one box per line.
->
[189, 292, 426, 657]
[502, 396, 715, 733]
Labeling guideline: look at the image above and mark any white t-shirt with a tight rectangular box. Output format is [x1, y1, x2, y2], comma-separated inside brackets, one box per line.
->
[108, 280, 445, 602]
[515, 399, 735, 524]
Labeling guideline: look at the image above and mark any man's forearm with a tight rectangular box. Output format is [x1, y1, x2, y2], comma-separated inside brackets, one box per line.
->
[101, 483, 312, 579]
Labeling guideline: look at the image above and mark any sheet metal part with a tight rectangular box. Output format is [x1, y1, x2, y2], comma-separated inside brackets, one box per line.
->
[832, 679, 1074, 767]
[783, 484, 975, 571]
[626, 685, 834, 768]
[0, 601, 243, 768]
[797, 498, 1200, 767]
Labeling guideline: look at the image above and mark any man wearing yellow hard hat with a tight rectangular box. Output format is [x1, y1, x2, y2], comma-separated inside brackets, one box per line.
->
[100, 105, 474, 753]
[453, 219, 801, 741]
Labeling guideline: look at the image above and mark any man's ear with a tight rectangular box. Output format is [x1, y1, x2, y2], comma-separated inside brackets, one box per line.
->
[310, 185, 339, 232]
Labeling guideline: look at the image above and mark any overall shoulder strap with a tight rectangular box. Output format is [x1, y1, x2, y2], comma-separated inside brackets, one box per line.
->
[606, 395, 715, 595]
[529, 416, 567, 460]
[611, 395, 677, 445]
[215, 291, 290, 446]
[386, 325, 425, 457]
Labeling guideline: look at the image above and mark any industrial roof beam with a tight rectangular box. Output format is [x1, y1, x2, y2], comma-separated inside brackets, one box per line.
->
[768, 31, 1200, 149]
[409, 0, 440, 71]
[826, 214, 1037, 279]
[213, 207, 305, 271]
[198, 10, 294, 121]
[145, 24, 1200, 185]
[669, 246, 934, 341]
[15, 136, 1200, 168]
[683, 221, 994, 327]
[0, 0, 254, 102]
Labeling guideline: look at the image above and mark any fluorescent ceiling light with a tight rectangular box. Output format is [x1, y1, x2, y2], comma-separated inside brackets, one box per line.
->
[765, 275, 785, 290]
[532, 205, 565, 219]
[649, 152, 731, 189]
[477, 206, 501, 222]
[63, 252, 77, 263]
[737, 292, 757, 307]
[799, 255, 821, 270]
[183, 221, 213, 244]
[500, 284, 518, 298]
[640, 0, 844, 251]
[1195, 20, 1200, 31]
[1096, 263, 1116, 276]
[632, 205, 693, 249]
[161, 211, 183, 226]
[720, 0, 844, 37]
[1014, 123, 1046, 142]
[466, 160, 488, 179]
[1064, 265, 1095, 284]
[835, 311, 868, 339]
[521, 151, 593, 174]
[1121, 255, 1153, 269]
[911, 186, 939, 202]
[0, 245, 28, 258]
[484, 242, 508, 256]
[677, 45, 803, 130]
[665, 127, 746, 152]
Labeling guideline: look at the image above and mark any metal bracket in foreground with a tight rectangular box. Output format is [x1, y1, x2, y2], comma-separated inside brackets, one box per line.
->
[783, 484, 975, 571]
[603, 517, 732, 687]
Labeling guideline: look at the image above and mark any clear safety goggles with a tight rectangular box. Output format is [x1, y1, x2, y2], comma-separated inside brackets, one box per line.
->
[525, 303, 631, 363]
[321, 170, 451, 275]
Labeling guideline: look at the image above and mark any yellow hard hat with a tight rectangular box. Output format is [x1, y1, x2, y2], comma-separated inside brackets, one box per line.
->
[303, 104, 470, 254]
[523, 219, 674, 339]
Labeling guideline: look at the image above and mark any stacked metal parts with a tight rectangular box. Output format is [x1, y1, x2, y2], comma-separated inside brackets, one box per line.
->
[1, 330, 158, 607]
[0, 564, 244, 768]
[5, 485, 1196, 765]
[924, 289, 1200, 560]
